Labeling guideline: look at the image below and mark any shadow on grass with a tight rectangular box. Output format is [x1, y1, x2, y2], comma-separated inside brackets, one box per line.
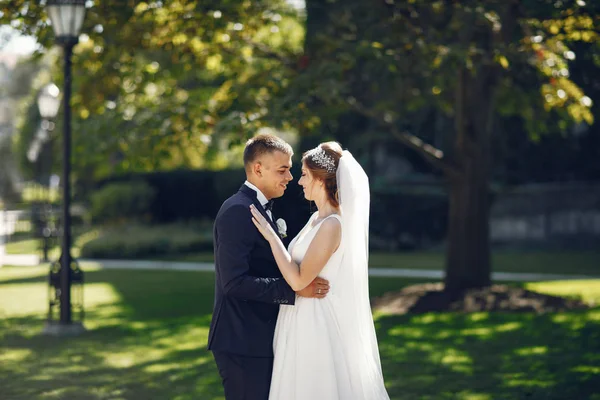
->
[0, 315, 222, 399]
[377, 308, 600, 400]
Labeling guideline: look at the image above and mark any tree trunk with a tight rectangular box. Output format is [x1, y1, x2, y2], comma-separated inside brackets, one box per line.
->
[298, 0, 337, 149]
[304, 0, 333, 58]
[444, 154, 491, 294]
[444, 66, 496, 295]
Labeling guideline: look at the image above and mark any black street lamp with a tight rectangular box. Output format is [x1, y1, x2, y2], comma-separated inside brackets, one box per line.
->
[43, 0, 87, 336]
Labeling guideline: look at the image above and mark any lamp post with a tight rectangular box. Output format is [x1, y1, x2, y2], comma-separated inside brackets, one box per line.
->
[43, 0, 87, 336]
[37, 83, 60, 262]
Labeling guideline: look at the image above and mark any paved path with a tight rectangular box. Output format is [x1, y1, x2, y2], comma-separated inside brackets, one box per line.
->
[54, 258, 600, 281]
[2, 256, 598, 282]
[0, 254, 40, 266]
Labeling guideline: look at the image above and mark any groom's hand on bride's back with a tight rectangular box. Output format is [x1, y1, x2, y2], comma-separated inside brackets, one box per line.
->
[296, 277, 330, 299]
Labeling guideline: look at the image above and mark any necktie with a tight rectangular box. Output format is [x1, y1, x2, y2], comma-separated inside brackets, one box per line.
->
[264, 200, 274, 213]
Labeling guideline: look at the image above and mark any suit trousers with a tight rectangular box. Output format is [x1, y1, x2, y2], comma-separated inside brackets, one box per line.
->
[213, 351, 274, 400]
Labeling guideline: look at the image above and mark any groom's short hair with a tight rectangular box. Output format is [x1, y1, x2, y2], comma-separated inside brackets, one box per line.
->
[244, 134, 293, 170]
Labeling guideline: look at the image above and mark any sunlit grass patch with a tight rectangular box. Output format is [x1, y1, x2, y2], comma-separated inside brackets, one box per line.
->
[514, 346, 548, 356]
[525, 279, 600, 304]
[5, 239, 42, 254]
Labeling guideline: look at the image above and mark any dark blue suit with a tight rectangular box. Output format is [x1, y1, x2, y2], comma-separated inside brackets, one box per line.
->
[208, 184, 295, 400]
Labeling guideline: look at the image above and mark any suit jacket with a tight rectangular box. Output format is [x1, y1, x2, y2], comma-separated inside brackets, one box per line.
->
[207, 184, 296, 357]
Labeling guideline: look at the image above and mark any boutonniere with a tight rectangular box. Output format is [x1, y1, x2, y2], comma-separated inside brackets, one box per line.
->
[276, 218, 287, 238]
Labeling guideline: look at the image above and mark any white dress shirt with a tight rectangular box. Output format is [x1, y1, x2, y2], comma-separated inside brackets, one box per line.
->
[244, 180, 273, 220]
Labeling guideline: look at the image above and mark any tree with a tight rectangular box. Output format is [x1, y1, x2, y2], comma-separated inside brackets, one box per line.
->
[275, 0, 597, 294]
[3, 1, 597, 295]
[1, 0, 305, 180]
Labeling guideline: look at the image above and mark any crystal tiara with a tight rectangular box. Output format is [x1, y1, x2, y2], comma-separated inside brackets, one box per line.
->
[306, 146, 337, 173]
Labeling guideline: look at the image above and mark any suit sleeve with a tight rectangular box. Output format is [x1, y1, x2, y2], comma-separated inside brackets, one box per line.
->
[215, 204, 296, 305]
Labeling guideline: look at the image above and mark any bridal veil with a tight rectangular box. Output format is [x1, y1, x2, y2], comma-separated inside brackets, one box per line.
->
[336, 150, 389, 399]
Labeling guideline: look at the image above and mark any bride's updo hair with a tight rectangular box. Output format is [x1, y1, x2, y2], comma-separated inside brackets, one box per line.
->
[302, 142, 343, 208]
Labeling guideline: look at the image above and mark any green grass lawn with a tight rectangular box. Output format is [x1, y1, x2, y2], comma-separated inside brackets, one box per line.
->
[4, 239, 63, 260]
[369, 250, 600, 276]
[3, 230, 96, 259]
[4, 229, 94, 257]
[169, 250, 600, 276]
[4, 239, 43, 254]
[1, 266, 599, 399]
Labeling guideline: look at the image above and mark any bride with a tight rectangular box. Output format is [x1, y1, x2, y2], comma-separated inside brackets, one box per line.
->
[250, 142, 390, 400]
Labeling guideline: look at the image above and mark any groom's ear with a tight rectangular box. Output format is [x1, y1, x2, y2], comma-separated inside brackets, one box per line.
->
[252, 161, 263, 177]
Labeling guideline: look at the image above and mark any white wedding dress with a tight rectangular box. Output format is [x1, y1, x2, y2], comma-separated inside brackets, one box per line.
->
[269, 212, 352, 399]
[269, 207, 389, 400]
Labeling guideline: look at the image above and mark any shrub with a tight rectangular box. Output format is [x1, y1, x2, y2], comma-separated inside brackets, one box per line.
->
[90, 181, 156, 224]
[97, 169, 244, 223]
[79, 222, 213, 259]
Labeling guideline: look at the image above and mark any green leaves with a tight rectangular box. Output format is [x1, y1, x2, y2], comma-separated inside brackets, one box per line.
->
[2, 0, 304, 176]
[282, 0, 597, 150]
[3, 0, 597, 181]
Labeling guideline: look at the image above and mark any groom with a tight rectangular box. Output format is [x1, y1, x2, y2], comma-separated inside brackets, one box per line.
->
[208, 134, 330, 400]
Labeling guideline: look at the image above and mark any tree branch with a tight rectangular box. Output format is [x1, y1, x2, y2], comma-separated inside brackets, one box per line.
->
[349, 100, 462, 180]
[241, 36, 300, 70]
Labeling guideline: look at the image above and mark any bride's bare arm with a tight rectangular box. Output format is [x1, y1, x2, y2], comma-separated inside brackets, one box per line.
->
[250, 205, 341, 291]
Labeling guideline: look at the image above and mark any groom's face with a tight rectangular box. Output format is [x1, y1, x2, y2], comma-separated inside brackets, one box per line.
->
[256, 150, 293, 199]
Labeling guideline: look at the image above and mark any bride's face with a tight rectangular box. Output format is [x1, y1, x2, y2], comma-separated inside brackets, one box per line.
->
[298, 162, 321, 201]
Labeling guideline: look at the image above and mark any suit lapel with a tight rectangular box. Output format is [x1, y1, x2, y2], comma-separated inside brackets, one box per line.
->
[239, 185, 279, 234]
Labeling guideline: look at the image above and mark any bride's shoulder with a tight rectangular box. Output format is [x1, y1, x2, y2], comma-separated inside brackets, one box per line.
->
[327, 213, 342, 221]
[314, 216, 342, 248]
[320, 214, 342, 230]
